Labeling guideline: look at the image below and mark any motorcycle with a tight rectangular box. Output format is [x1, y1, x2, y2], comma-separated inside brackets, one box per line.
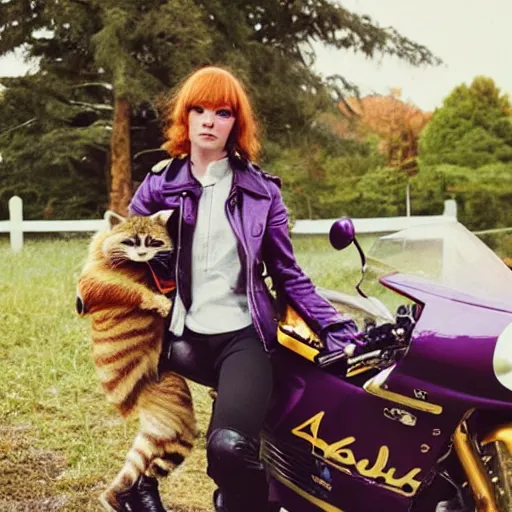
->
[265, 218, 512, 512]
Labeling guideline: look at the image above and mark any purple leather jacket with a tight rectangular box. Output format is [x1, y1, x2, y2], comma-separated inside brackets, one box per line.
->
[129, 156, 350, 352]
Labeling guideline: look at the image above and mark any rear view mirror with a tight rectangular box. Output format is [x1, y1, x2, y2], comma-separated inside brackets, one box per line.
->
[329, 217, 368, 299]
[329, 218, 355, 251]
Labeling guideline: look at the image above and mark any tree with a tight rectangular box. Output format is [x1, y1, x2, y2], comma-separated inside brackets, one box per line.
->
[0, 0, 440, 218]
[0, 75, 112, 219]
[1, 0, 212, 215]
[336, 89, 432, 168]
[420, 76, 512, 168]
[269, 139, 384, 219]
[89, 2, 212, 213]
[319, 89, 433, 216]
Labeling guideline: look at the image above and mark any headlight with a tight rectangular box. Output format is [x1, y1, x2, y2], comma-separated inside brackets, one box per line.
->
[494, 323, 512, 390]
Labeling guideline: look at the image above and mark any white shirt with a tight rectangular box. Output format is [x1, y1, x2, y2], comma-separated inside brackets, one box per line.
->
[169, 157, 252, 336]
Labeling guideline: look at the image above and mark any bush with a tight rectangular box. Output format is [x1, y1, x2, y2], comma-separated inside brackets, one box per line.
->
[265, 139, 384, 219]
[411, 162, 512, 230]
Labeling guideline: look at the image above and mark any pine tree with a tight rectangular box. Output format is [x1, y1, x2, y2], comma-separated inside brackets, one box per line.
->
[88, 1, 212, 213]
[0, 74, 113, 219]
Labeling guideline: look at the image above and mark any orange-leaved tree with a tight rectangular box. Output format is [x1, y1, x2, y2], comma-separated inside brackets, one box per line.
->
[335, 89, 432, 174]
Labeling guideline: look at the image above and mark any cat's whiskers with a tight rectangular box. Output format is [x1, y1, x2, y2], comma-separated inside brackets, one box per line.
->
[109, 259, 124, 269]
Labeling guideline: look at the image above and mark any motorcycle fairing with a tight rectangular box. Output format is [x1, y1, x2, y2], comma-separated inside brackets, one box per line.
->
[380, 273, 512, 409]
[363, 365, 443, 415]
[266, 350, 444, 511]
[288, 410, 423, 493]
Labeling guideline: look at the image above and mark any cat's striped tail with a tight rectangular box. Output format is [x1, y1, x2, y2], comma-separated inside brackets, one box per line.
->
[99, 372, 196, 511]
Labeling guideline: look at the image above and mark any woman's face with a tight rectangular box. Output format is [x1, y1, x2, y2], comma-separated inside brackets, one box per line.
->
[188, 105, 235, 157]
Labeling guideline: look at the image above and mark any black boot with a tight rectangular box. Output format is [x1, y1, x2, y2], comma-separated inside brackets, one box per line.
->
[106, 486, 139, 512]
[129, 475, 168, 512]
[100, 475, 167, 512]
[207, 428, 270, 512]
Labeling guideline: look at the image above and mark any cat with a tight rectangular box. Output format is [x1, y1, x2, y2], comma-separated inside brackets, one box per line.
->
[77, 211, 196, 511]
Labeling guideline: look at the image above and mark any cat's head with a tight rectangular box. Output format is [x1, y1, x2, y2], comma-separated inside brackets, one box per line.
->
[95, 211, 175, 266]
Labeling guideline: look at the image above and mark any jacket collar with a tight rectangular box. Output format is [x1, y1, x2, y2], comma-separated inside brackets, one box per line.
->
[161, 155, 270, 199]
[230, 157, 271, 199]
[161, 157, 201, 196]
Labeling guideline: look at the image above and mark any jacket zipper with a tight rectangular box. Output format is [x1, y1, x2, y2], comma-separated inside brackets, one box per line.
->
[225, 191, 268, 351]
[168, 194, 185, 359]
[176, 195, 185, 300]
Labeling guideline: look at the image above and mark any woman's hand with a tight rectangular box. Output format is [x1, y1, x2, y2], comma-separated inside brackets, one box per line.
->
[315, 320, 362, 368]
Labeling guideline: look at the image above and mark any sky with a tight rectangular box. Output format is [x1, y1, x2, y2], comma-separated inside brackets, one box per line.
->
[312, 0, 512, 110]
[1, 0, 511, 112]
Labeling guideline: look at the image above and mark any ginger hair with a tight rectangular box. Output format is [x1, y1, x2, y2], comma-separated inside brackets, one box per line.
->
[161, 66, 260, 162]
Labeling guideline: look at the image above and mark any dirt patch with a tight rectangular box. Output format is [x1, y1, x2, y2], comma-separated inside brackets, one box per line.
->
[0, 425, 69, 510]
[0, 422, 212, 512]
[0, 497, 69, 512]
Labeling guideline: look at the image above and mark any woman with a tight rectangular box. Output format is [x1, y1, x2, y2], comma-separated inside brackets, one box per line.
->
[128, 66, 358, 512]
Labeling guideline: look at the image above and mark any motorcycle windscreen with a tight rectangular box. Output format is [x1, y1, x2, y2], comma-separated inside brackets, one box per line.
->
[367, 221, 512, 304]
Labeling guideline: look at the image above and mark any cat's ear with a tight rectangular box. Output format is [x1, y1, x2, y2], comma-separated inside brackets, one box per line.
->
[150, 209, 175, 226]
[104, 210, 126, 230]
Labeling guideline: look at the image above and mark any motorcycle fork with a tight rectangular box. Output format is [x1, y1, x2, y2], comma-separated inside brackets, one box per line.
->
[481, 424, 512, 511]
[452, 420, 500, 512]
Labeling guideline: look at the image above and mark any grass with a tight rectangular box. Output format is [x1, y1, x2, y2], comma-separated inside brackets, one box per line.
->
[0, 233, 383, 511]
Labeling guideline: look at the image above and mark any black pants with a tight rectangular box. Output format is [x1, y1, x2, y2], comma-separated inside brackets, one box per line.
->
[159, 324, 273, 439]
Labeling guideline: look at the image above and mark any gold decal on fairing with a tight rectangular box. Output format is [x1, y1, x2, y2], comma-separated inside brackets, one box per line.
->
[291, 412, 422, 496]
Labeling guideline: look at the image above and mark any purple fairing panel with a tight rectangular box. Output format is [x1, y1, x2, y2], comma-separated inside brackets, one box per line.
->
[266, 352, 446, 511]
[380, 273, 512, 410]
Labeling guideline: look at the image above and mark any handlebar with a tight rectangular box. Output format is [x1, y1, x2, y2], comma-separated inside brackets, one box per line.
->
[316, 317, 412, 370]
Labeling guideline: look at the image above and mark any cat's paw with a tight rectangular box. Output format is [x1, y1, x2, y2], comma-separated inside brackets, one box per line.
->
[142, 295, 172, 317]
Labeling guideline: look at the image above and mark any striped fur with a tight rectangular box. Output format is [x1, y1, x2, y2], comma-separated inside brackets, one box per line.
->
[77, 214, 196, 511]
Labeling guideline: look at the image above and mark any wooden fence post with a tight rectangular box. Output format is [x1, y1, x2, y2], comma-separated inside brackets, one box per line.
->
[9, 196, 23, 252]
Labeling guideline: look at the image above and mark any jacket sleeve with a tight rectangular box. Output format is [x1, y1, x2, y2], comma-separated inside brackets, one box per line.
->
[262, 182, 352, 336]
[129, 172, 164, 216]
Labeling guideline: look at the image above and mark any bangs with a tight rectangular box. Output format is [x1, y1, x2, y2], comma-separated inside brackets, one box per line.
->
[180, 68, 240, 112]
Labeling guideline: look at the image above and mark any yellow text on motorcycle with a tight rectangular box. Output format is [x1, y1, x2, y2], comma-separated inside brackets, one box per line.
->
[291, 412, 422, 497]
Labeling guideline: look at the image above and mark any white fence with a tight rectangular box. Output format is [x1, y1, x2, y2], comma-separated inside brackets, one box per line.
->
[293, 199, 457, 235]
[0, 196, 457, 252]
